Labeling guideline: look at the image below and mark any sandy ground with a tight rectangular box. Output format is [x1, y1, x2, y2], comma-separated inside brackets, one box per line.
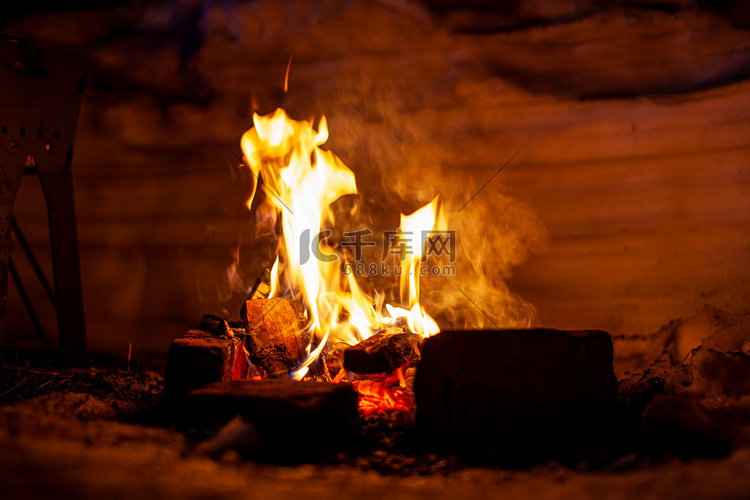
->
[2, 390, 750, 500]
[3, 301, 750, 500]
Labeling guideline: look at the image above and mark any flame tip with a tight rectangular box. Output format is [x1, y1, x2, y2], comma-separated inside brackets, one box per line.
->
[284, 54, 294, 93]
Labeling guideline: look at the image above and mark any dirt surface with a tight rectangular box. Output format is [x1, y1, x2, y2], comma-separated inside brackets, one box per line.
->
[3, 390, 750, 500]
[2, 345, 750, 500]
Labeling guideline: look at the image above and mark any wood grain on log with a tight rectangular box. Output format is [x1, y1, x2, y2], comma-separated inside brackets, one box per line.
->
[241, 298, 308, 378]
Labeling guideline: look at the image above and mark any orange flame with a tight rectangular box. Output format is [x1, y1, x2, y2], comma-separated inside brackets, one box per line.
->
[387, 196, 446, 337]
[284, 54, 293, 93]
[241, 108, 444, 378]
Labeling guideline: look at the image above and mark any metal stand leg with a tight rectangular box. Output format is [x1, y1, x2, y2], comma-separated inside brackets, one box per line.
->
[0, 36, 87, 363]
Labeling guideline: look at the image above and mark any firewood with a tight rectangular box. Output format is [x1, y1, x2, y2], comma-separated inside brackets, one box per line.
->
[415, 329, 618, 457]
[247, 268, 272, 300]
[197, 313, 233, 337]
[164, 328, 248, 409]
[326, 342, 351, 373]
[179, 379, 359, 462]
[241, 298, 309, 378]
[343, 332, 422, 374]
[404, 366, 417, 396]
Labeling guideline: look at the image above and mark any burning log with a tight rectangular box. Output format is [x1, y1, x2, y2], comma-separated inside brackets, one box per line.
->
[197, 313, 234, 337]
[343, 332, 422, 374]
[164, 315, 248, 409]
[415, 329, 619, 457]
[334, 333, 422, 414]
[241, 298, 309, 378]
[326, 341, 351, 374]
[247, 268, 272, 300]
[179, 379, 359, 462]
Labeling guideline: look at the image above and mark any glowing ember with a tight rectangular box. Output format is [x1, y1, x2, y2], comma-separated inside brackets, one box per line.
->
[353, 379, 413, 414]
[240, 108, 445, 383]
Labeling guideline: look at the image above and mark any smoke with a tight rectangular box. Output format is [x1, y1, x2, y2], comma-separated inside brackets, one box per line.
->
[214, 95, 551, 331]
[384, 166, 551, 330]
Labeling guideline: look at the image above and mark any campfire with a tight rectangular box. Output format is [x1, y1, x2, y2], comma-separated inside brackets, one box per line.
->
[164, 106, 618, 461]
[3, 1, 750, 497]
[167, 106, 456, 410]
[238, 108, 445, 404]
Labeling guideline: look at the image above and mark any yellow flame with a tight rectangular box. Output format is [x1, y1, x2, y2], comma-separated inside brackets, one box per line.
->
[389, 196, 446, 337]
[268, 256, 280, 298]
[241, 108, 445, 378]
[243, 109, 356, 333]
[398, 196, 444, 305]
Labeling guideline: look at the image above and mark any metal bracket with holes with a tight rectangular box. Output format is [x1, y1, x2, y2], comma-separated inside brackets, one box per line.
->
[0, 35, 87, 362]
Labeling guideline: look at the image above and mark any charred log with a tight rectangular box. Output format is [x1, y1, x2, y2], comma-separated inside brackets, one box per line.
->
[415, 329, 618, 459]
[326, 341, 351, 375]
[179, 379, 359, 462]
[197, 313, 233, 337]
[343, 332, 422, 374]
[164, 326, 248, 410]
